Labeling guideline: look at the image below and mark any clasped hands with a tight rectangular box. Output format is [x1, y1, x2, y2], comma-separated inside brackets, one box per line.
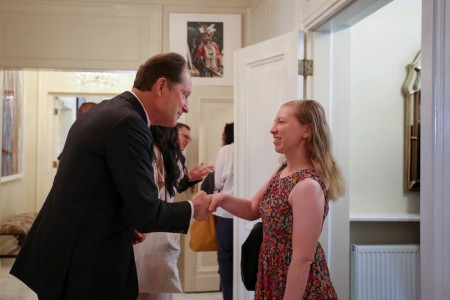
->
[191, 190, 224, 221]
[134, 192, 223, 245]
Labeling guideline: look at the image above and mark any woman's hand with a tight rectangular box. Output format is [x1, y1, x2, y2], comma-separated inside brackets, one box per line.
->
[208, 193, 227, 213]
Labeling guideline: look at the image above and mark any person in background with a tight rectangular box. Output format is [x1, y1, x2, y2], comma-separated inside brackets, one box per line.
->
[76, 102, 97, 119]
[176, 122, 213, 193]
[208, 100, 345, 299]
[10, 52, 211, 300]
[56, 102, 98, 167]
[134, 126, 184, 300]
[213, 122, 234, 300]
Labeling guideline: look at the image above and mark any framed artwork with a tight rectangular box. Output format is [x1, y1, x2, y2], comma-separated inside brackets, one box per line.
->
[1, 70, 23, 181]
[169, 13, 242, 86]
[402, 51, 421, 192]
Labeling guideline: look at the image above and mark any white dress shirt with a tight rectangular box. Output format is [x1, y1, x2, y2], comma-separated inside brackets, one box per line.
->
[214, 143, 234, 219]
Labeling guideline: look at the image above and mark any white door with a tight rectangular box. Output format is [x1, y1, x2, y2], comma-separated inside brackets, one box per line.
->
[53, 96, 77, 171]
[234, 31, 304, 300]
[179, 99, 234, 292]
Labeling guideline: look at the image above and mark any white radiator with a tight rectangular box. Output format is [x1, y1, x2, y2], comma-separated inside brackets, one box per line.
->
[351, 244, 420, 300]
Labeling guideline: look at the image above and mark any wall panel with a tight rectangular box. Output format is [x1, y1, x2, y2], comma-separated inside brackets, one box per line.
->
[0, 3, 162, 70]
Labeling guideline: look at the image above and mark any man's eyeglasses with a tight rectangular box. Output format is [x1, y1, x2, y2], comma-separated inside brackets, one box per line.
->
[179, 133, 192, 142]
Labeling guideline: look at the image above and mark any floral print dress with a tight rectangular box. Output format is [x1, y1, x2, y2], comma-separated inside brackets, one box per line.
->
[255, 168, 337, 299]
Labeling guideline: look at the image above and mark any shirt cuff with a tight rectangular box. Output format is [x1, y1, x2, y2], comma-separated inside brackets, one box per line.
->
[188, 200, 194, 219]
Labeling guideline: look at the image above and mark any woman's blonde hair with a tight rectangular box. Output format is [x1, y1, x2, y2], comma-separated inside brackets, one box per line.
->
[283, 100, 345, 200]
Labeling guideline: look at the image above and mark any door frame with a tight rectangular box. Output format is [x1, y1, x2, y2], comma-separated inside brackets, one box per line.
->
[419, 0, 450, 298]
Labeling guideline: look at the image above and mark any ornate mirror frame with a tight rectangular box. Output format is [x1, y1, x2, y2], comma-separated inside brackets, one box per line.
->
[402, 51, 421, 191]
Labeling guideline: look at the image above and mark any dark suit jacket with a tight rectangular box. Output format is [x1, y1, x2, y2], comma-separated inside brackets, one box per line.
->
[10, 92, 192, 300]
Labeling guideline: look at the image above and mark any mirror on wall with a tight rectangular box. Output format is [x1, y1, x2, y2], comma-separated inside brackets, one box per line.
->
[402, 51, 421, 191]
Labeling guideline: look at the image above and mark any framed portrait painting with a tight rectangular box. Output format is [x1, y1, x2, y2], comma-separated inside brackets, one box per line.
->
[169, 13, 242, 86]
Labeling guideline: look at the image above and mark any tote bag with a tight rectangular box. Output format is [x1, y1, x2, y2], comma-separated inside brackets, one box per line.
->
[189, 215, 217, 251]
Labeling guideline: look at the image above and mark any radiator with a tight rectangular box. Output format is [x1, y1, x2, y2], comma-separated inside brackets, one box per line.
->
[351, 244, 420, 300]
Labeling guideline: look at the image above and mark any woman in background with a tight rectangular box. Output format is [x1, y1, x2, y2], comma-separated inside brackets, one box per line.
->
[213, 122, 234, 300]
[134, 126, 184, 300]
[209, 100, 345, 299]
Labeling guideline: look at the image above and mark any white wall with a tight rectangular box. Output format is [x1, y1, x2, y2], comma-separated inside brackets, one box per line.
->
[349, 0, 421, 214]
[248, 0, 296, 45]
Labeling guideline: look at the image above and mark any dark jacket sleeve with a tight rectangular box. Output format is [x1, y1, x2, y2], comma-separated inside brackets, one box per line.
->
[177, 175, 201, 193]
[106, 114, 191, 234]
[200, 172, 215, 194]
[176, 154, 200, 192]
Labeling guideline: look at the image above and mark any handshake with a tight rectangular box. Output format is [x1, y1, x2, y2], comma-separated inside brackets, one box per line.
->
[191, 190, 222, 220]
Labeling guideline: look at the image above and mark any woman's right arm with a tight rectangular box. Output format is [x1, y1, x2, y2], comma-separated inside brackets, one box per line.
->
[209, 175, 272, 221]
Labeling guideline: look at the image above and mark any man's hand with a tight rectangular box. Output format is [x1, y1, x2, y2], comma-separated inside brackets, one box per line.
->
[188, 163, 215, 181]
[192, 190, 211, 221]
[133, 230, 146, 245]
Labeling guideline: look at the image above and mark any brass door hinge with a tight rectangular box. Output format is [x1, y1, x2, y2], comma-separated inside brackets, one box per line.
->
[54, 108, 58, 115]
[298, 59, 313, 77]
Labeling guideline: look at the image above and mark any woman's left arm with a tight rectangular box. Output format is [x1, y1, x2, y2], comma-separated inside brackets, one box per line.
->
[284, 178, 325, 300]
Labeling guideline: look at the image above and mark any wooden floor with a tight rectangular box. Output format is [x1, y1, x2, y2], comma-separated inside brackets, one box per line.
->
[0, 259, 222, 300]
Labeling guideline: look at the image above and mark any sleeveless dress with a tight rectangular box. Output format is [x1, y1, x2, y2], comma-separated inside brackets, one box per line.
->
[255, 168, 337, 299]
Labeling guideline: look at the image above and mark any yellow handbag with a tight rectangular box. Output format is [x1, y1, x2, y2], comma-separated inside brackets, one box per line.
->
[189, 215, 218, 251]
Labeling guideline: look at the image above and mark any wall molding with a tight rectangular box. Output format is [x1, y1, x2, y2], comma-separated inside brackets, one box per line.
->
[0, 2, 162, 70]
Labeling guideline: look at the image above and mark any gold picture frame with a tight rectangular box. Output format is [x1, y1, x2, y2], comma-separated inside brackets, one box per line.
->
[169, 13, 242, 86]
[402, 51, 421, 191]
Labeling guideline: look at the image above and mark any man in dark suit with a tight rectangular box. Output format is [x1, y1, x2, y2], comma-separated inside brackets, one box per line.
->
[176, 122, 213, 192]
[10, 53, 210, 300]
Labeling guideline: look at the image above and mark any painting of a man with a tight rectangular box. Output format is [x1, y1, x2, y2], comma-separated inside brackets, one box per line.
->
[187, 22, 224, 78]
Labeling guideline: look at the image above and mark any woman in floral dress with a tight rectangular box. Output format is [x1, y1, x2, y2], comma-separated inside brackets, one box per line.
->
[209, 100, 345, 299]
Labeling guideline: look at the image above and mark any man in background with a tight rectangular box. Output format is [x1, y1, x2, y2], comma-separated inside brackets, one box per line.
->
[76, 102, 97, 119]
[176, 122, 212, 193]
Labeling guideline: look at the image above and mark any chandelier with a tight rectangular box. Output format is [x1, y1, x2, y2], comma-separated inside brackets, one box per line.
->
[76, 72, 120, 89]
